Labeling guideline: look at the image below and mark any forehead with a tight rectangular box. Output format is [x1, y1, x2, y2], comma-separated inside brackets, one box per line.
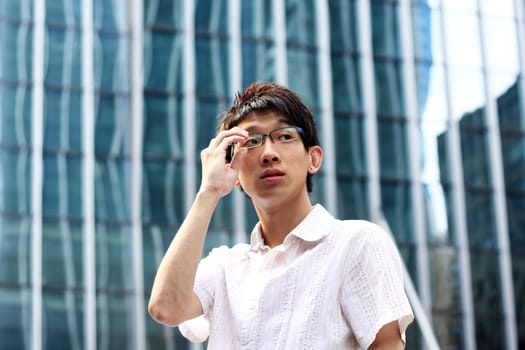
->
[236, 111, 292, 132]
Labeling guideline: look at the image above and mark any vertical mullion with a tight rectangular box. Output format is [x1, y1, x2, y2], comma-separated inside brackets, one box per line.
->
[81, 0, 96, 348]
[229, 0, 246, 244]
[129, 0, 146, 348]
[273, 0, 287, 84]
[438, 3, 476, 349]
[476, 2, 517, 349]
[184, 0, 196, 213]
[356, 0, 380, 222]
[315, 0, 337, 215]
[399, 0, 431, 318]
[31, 0, 45, 348]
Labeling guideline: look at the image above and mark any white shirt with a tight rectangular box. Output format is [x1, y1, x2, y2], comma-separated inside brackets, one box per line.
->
[179, 204, 414, 349]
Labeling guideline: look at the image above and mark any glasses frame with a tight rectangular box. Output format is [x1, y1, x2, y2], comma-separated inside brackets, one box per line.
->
[227, 126, 304, 162]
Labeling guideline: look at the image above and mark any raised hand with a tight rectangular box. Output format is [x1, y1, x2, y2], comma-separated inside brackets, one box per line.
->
[199, 127, 248, 198]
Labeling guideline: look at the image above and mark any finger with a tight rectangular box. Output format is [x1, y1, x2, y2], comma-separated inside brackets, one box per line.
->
[209, 127, 248, 148]
[229, 147, 247, 171]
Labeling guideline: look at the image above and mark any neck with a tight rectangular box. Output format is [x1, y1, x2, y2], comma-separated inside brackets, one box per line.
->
[252, 192, 313, 248]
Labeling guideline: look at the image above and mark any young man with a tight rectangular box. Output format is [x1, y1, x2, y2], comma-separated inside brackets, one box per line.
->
[148, 82, 414, 349]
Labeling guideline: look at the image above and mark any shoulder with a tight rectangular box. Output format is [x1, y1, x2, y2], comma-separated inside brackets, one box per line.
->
[331, 219, 393, 247]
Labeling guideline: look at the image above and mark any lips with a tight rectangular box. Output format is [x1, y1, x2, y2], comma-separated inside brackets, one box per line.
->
[260, 169, 285, 179]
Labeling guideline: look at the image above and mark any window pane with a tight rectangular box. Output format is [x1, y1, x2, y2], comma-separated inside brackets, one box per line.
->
[286, 0, 317, 46]
[195, 35, 230, 97]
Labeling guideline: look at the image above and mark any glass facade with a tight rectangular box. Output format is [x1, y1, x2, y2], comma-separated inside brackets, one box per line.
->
[0, 0, 523, 349]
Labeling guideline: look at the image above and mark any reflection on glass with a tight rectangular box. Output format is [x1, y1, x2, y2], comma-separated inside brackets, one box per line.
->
[448, 68, 485, 120]
[441, 0, 477, 12]
[483, 17, 519, 74]
[443, 11, 482, 68]
[480, 0, 515, 18]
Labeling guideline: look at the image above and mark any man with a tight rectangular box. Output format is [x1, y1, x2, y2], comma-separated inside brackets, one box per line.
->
[148, 82, 414, 349]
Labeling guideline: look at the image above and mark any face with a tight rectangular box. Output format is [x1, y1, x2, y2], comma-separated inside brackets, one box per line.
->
[234, 111, 322, 208]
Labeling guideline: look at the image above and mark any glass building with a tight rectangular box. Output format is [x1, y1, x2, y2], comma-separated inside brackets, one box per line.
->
[0, 0, 523, 349]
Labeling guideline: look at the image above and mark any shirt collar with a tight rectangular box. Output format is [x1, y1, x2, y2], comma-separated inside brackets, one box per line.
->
[249, 204, 334, 252]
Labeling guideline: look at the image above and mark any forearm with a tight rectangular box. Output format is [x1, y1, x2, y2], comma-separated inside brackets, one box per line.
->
[148, 190, 220, 325]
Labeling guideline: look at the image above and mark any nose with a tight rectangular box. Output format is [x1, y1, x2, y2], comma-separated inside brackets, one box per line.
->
[259, 137, 280, 164]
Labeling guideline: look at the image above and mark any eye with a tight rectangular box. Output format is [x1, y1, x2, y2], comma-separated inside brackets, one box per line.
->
[275, 129, 295, 141]
[242, 136, 261, 147]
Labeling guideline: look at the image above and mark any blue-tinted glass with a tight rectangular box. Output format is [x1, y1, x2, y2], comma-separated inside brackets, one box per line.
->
[195, 0, 228, 34]
[0, 216, 31, 284]
[287, 48, 319, 108]
[411, 3, 434, 62]
[336, 178, 368, 220]
[500, 133, 525, 190]
[144, 31, 184, 91]
[374, 61, 405, 116]
[0, 20, 33, 82]
[378, 119, 409, 177]
[512, 250, 525, 348]
[94, 158, 130, 222]
[195, 98, 228, 151]
[43, 291, 84, 350]
[470, 250, 505, 349]
[143, 93, 184, 157]
[142, 158, 185, 225]
[286, 0, 317, 46]
[334, 115, 366, 175]
[329, 0, 358, 52]
[0, 0, 32, 20]
[371, 1, 401, 58]
[42, 154, 83, 218]
[45, 1, 81, 26]
[381, 181, 415, 243]
[465, 191, 497, 249]
[44, 89, 82, 151]
[497, 79, 522, 131]
[95, 223, 133, 290]
[195, 35, 230, 97]
[42, 220, 83, 287]
[331, 54, 362, 112]
[93, 0, 128, 31]
[460, 127, 491, 187]
[0, 84, 32, 147]
[0, 288, 30, 349]
[94, 94, 131, 156]
[95, 293, 134, 348]
[0, 148, 31, 214]
[144, 0, 184, 28]
[507, 194, 525, 248]
[44, 28, 82, 88]
[94, 33, 130, 93]
[241, 0, 273, 39]
[241, 40, 275, 88]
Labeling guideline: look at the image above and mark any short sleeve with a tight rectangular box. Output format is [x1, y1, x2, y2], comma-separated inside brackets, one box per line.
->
[341, 222, 414, 349]
[178, 245, 230, 342]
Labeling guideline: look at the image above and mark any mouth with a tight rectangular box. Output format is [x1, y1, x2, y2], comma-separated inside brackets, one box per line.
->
[260, 169, 285, 181]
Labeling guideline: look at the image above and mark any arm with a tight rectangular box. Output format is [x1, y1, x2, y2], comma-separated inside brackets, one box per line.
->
[148, 127, 248, 327]
[368, 321, 405, 350]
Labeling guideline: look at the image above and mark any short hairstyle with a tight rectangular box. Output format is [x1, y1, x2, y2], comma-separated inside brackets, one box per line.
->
[218, 82, 320, 192]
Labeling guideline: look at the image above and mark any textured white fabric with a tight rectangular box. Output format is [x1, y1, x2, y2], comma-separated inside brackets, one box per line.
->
[179, 204, 414, 349]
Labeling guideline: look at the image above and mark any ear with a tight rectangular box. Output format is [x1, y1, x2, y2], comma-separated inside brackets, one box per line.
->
[307, 145, 323, 174]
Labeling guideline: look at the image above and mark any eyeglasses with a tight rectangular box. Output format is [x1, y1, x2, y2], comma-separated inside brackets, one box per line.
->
[237, 126, 304, 150]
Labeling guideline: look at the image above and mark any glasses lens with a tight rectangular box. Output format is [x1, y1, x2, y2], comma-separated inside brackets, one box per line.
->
[272, 127, 299, 143]
[241, 135, 263, 149]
